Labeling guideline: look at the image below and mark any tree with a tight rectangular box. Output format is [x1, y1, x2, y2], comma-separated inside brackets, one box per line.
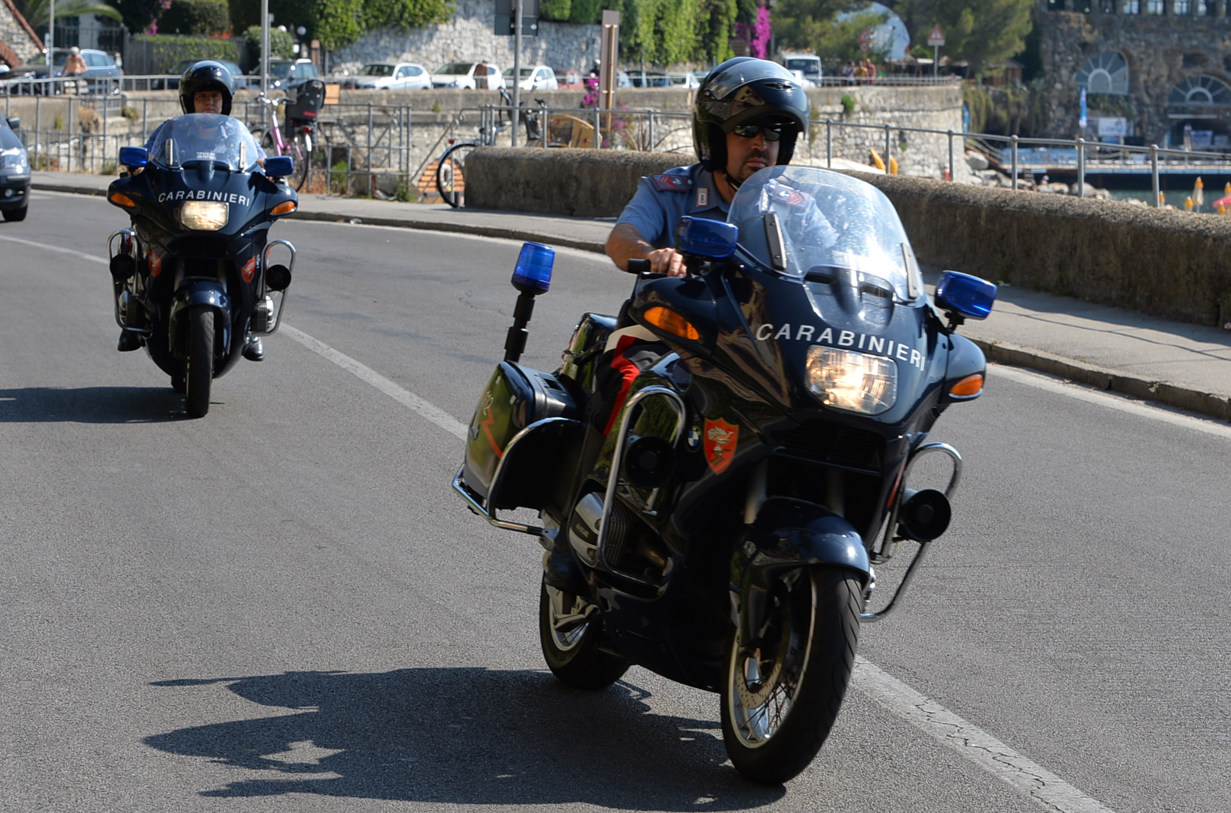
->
[228, 0, 453, 50]
[16, 0, 123, 30]
[771, 0, 865, 53]
[159, 0, 229, 35]
[890, 0, 1033, 76]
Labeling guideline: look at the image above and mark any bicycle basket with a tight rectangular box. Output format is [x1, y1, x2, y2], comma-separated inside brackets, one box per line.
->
[285, 80, 326, 126]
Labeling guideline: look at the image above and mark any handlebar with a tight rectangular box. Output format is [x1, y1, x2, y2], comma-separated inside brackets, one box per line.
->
[627, 258, 652, 275]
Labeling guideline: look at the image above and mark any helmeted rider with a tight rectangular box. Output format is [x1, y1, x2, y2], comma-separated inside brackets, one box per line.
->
[119, 60, 270, 360]
[546, 58, 811, 592]
[604, 56, 810, 277]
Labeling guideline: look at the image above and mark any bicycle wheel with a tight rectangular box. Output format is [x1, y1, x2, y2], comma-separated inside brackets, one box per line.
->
[289, 133, 310, 191]
[435, 142, 477, 208]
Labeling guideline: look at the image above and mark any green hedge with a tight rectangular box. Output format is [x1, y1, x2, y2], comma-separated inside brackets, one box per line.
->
[136, 34, 244, 74]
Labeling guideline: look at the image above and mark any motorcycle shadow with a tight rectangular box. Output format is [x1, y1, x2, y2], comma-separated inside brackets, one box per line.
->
[0, 386, 190, 423]
[145, 667, 789, 805]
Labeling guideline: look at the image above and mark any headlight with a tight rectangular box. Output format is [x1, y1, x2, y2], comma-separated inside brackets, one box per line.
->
[180, 200, 228, 231]
[806, 346, 897, 414]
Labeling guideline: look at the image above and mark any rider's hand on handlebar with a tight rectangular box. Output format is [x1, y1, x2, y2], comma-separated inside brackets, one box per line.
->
[645, 247, 687, 277]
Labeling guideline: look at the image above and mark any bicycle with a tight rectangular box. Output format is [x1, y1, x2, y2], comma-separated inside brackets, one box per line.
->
[434, 93, 550, 208]
[252, 93, 311, 191]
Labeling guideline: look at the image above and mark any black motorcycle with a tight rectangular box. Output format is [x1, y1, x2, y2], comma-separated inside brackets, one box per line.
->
[106, 113, 299, 417]
[453, 165, 996, 784]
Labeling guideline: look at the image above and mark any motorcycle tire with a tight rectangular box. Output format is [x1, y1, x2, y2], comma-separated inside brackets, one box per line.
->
[539, 578, 628, 690]
[720, 565, 863, 785]
[184, 306, 215, 418]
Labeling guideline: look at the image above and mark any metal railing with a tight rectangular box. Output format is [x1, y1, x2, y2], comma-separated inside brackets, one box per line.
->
[6, 87, 1229, 208]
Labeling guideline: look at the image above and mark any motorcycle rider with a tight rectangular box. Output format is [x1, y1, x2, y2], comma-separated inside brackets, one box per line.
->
[546, 57, 811, 590]
[119, 60, 268, 361]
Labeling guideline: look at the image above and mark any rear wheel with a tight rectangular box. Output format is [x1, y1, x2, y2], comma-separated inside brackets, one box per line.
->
[721, 565, 863, 785]
[184, 306, 215, 418]
[435, 141, 476, 208]
[289, 133, 311, 191]
[539, 578, 628, 690]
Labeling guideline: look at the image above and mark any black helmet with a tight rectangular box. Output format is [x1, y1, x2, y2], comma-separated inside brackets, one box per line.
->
[179, 60, 235, 116]
[693, 57, 810, 172]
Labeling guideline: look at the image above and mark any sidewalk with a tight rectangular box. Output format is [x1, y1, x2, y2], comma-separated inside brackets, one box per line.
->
[36, 171, 1231, 422]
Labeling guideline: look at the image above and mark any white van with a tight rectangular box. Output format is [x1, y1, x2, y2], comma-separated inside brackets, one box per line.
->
[778, 52, 822, 87]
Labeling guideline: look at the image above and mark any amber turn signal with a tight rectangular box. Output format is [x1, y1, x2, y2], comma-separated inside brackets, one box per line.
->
[109, 191, 137, 209]
[949, 373, 984, 398]
[643, 306, 699, 341]
[270, 200, 297, 216]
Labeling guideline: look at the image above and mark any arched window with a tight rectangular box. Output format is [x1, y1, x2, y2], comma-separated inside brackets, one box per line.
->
[1077, 52, 1129, 95]
[1168, 75, 1231, 105]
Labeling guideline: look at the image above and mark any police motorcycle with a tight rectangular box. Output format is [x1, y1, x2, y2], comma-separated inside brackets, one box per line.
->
[105, 114, 298, 417]
[452, 165, 996, 784]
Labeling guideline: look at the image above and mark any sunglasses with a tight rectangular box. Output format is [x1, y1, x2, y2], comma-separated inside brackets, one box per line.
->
[732, 124, 785, 142]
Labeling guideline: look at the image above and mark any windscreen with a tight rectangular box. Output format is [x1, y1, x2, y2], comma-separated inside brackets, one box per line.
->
[727, 165, 925, 303]
[362, 64, 394, 76]
[146, 114, 262, 172]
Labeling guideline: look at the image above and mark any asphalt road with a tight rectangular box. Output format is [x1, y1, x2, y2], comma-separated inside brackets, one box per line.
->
[2, 190, 1228, 812]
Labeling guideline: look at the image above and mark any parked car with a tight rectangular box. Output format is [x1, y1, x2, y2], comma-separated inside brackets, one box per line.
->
[268, 59, 319, 91]
[503, 65, 558, 91]
[5, 48, 122, 95]
[344, 62, 431, 90]
[0, 116, 30, 222]
[431, 61, 505, 90]
[155, 58, 251, 91]
[670, 71, 706, 89]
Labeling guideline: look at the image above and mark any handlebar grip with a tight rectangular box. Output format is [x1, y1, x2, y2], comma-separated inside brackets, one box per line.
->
[627, 258, 652, 275]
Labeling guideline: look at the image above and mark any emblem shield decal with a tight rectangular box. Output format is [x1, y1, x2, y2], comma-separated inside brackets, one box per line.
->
[704, 418, 739, 474]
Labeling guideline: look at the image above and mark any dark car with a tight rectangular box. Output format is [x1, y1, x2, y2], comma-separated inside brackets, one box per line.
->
[267, 59, 319, 91]
[5, 48, 122, 95]
[155, 59, 251, 91]
[0, 116, 31, 222]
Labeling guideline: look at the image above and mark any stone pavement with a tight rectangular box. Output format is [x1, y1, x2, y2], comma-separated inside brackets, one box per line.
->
[34, 171, 1231, 422]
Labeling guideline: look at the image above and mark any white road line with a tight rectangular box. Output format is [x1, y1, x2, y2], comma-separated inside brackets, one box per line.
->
[280, 324, 468, 440]
[855, 657, 1115, 813]
[0, 233, 109, 264]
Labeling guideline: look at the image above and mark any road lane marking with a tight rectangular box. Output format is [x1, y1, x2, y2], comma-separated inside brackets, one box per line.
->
[280, 324, 468, 440]
[856, 657, 1115, 812]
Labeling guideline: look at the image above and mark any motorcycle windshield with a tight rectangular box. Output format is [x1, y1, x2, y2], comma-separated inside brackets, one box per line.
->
[146, 114, 262, 172]
[727, 166, 926, 304]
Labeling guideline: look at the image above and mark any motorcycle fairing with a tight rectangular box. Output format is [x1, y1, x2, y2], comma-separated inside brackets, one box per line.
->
[169, 279, 229, 359]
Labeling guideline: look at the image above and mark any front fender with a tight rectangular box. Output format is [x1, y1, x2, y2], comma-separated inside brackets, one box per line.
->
[730, 498, 870, 648]
[169, 280, 231, 357]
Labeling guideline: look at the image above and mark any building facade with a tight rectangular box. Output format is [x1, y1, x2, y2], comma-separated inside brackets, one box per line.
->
[1039, 0, 1231, 149]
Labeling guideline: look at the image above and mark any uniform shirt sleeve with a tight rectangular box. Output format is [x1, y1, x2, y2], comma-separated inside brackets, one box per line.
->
[614, 174, 675, 249]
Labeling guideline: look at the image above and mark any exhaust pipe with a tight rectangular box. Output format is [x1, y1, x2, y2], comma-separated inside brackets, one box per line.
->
[895, 488, 951, 542]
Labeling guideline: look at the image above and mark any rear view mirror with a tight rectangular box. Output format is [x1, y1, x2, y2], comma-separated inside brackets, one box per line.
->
[264, 156, 294, 178]
[676, 216, 738, 260]
[119, 146, 148, 168]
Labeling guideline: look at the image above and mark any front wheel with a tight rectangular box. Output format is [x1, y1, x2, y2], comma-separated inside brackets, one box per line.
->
[539, 578, 628, 690]
[184, 306, 215, 418]
[721, 565, 863, 785]
[435, 142, 476, 208]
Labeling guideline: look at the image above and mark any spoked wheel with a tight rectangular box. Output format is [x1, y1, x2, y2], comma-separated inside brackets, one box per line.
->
[289, 133, 311, 191]
[435, 142, 476, 208]
[721, 565, 863, 785]
[184, 306, 215, 418]
[539, 577, 628, 689]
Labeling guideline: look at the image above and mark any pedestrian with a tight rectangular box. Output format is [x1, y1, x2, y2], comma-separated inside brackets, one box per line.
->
[63, 46, 87, 94]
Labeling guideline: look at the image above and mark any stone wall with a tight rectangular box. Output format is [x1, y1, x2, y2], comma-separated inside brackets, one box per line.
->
[327, 0, 600, 77]
[467, 147, 1231, 327]
[0, 0, 44, 67]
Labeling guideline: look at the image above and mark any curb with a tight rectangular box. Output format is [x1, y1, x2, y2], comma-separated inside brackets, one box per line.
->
[973, 339, 1231, 422]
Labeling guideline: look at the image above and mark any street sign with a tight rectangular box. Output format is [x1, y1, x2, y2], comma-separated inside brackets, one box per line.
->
[927, 25, 945, 47]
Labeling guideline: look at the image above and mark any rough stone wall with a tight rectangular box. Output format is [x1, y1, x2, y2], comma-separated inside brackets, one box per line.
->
[0, 0, 44, 67]
[328, 0, 601, 77]
[1038, 8, 1231, 144]
[467, 146, 1231, 327]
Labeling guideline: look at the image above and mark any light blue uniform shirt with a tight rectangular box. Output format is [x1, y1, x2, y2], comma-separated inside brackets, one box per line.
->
[615, 163, 728, 248]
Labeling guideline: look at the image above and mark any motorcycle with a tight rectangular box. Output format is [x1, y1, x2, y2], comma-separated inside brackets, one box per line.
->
[452, 165, 996, 784]
[105, 113, 299, 417]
